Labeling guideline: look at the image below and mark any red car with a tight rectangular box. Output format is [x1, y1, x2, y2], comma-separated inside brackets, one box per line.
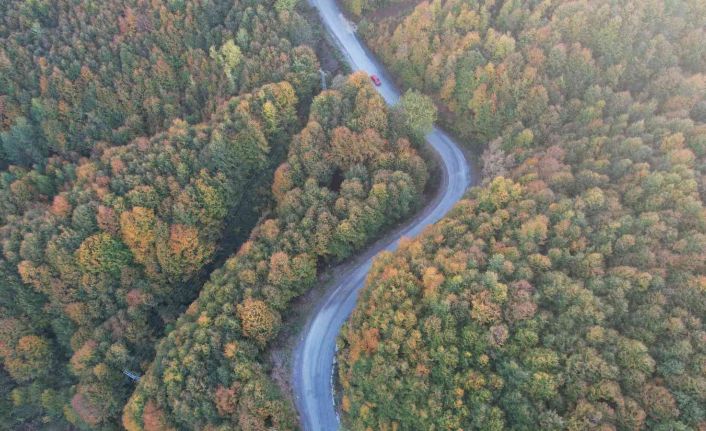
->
[370, 74, 382, 86]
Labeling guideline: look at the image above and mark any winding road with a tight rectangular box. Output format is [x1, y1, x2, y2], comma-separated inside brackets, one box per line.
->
[292, 1, 474, 429]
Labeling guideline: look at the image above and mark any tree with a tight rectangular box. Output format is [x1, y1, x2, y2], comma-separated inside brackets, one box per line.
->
[393, 90, 437, 142]
[76, 233, 133, 276]
[237, 298, 281, 346]
[275, 0, 297, 13]
[1, 117, 47, 167]
[156, 224, 213, 281]
[211, 39, 242, 89]
[3, 335, 52, 383]
[120, 207, 161, 267]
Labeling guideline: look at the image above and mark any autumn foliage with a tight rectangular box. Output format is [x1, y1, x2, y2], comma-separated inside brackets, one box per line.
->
[0, 4, 320, 425]
[0, 80, 303, 428]
[122, 72, 429, 430]
[339, 0, 706, 429]
[237, 299, 281, 346]
[0, 0, 318, 167]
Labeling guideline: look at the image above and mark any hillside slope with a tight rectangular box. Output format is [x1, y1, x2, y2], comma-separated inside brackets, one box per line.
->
[339, 0, 706, 429]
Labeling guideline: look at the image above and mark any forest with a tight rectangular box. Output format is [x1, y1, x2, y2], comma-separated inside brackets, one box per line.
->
[2, 0, 706, 429]
[123, 71, 429, 430]
[0, 0, 435, 428]
[0, 0, 319, 165]
[0, 0, 327, 428]
[339, 0, 706, 430]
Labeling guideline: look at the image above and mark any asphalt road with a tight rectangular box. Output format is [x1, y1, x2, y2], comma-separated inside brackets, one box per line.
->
[292, 1, 473, 429]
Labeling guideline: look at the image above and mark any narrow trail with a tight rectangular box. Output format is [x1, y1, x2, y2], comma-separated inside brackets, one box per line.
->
[292, 1, 474, 429]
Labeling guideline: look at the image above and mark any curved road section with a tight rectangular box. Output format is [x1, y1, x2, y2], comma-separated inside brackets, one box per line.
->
[293, 1, 473, 429]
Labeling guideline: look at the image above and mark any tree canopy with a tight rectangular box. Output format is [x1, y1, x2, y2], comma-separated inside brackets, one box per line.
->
[0, 81, 303, 429]
[340, 0, 706, 430]
[0, 0, 322, 428]
[0, 0, 318, 164]
[122, 72, 429, 430]
[393, 89, 438, 142]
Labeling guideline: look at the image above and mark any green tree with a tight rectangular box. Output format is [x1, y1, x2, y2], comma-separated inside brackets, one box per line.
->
[76, 233, 133, 276]
[393, 90, 437, 142]
[275, 0, 297, 13]
[1, 117, 47, 167]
